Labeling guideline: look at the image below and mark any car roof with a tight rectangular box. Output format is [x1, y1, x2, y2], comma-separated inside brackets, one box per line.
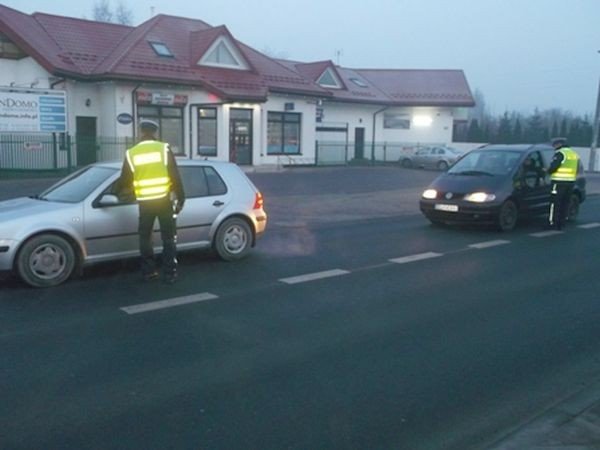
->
[93, 159, 236, 170]
[474, 143, 553, 153]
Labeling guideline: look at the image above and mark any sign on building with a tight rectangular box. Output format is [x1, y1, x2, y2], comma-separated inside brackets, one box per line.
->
[0, 88, 67, 133]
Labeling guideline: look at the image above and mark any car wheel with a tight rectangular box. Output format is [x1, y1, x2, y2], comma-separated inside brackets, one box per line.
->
[401, 158, 412, 168]
[496, 200, 518, 232]
[16, 234, 76, 288]
[214, 217, 252, 261]
[437, 161, 449, 171]
[567, 193, 580, 221]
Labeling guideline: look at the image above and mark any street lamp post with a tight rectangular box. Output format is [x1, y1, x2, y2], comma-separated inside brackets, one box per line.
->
[590, 76, 600, 172]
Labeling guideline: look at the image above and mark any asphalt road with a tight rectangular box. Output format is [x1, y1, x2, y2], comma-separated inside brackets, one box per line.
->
[1, 167, 600, 449]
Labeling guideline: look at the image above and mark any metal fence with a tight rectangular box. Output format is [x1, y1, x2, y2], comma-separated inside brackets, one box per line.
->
[315, 141, 445, 166]
[0, 134, 133, 173]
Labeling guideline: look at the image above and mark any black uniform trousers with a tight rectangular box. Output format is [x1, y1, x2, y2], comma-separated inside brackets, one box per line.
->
[549, 180, 574, 230]
[138, 196, 177, 276]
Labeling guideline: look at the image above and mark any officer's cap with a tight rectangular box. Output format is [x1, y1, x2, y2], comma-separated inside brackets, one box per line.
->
[551, 137, 566, 147]
[139, 119, 159, 132]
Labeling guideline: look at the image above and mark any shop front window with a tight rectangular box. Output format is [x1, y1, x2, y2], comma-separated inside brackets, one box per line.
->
[267, 112, 301, 155]
[137, 106, 184, 155]
[198, 108, 217, 156]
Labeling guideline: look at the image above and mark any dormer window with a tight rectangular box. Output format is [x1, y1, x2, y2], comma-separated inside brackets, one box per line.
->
[198, 36, 248, 70]
[350, 77, 368, 88]
[149, 41, 173, 57]
[317, 68, 342, 89]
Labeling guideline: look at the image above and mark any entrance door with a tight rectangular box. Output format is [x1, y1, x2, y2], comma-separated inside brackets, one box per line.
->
[354, 127, 365, 159]
[229, 109, 253, 165]
[76, 116, 97, 166]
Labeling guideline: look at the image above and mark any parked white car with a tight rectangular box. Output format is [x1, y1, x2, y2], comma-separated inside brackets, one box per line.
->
[0, 160, 267, 287]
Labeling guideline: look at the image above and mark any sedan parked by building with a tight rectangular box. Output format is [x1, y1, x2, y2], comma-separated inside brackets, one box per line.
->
[400, 145, 462, 170]
[419, 144, 586, 231]
[0, 160, 267, 287]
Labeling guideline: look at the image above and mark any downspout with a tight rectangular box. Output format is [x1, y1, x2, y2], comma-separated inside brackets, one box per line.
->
[50, 78, 66, 89]
[371, 106, 389, 163]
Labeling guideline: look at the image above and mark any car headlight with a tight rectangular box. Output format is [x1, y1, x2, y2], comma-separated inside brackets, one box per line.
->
[422, 189, 438, 199]
[464, 192, 496, 203]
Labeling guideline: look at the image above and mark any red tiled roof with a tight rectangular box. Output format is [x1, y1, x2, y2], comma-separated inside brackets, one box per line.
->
[0, 5, 473, 107]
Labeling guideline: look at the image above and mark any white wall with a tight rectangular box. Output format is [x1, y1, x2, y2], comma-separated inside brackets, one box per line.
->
[0, 57, 51, 89]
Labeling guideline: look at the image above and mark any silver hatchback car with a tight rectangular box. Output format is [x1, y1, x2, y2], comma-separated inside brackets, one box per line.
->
[0, 159, 267, 287]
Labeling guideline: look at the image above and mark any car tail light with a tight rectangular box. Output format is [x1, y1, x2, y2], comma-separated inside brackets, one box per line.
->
[253, 192, 264, 210]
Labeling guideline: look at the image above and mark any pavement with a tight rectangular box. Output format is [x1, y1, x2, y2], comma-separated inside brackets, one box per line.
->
[1, 168, 600, 449]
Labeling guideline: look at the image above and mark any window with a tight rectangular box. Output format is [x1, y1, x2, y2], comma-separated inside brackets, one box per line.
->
[349, 77, 368, 88]
[199, 37, 247, 69]
[0, 33, 26, 59]
[317, 68, 342, 89]
[198, 108, 217, 156]
[149, 41, 174, 57]
[267, 112, 301, 155]
[179, 166, 227, 198]
[384, 113, 411, 129]
[137, 106, 184, 155]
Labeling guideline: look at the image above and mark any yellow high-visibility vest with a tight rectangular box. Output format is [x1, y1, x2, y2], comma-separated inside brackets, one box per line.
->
[126, 140, 171, 201]
[551, 147, 579, 182]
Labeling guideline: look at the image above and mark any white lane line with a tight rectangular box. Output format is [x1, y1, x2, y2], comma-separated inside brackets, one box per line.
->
[529, 230, 564, 238]
[468, 240, 511, 249]
[389, 252, 443, 264]
[279, 269, 350, 285]
[120, 292, 218, 315]
[578, 222, 600, 229]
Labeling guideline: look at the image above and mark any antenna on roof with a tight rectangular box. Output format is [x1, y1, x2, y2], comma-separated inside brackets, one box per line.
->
[335, 49, 343, 66]
[150, 6, 155, 17]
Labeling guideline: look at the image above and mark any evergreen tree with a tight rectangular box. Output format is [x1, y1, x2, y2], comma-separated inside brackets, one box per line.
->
[551, 121, 559, 139]
[526, 108, 545, 143]
[497, 112, 512, 143]
[559, 118, 568, 138]
[513, 118, 523, 143]
[467, 119, 483, 142]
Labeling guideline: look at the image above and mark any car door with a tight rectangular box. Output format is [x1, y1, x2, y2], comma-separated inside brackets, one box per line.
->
[413, 148, 431, 168]
[175, 165, 232, 249]
[515, 151, 550, 216]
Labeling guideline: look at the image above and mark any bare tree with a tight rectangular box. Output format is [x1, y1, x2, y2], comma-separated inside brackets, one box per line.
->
[115, 1, 133, 25]
[93, 0, 113, 23]
[92, 0, 134, 25]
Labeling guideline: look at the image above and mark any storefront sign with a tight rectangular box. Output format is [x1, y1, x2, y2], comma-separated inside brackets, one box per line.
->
[0, 89, 67, 132]
[117, 112, 133, 124]
[137, 91, 188, 106]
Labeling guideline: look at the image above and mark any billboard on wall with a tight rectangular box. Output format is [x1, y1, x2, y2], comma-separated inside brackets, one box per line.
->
[0, 88, 67, 133]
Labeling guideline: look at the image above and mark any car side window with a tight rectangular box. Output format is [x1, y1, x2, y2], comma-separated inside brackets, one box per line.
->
[205, 167, 227, 195]
[521, 151, 546, 188]
[179, 166, 228, 198]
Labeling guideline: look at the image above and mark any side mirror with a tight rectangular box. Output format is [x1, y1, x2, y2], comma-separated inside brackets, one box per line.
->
[97, 194, 120, 206]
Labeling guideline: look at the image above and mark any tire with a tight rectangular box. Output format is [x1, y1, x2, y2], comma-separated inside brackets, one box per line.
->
[401, 158, 412, 168]
[16, 234, 76, 288]
[214, 217, 253, 261]
[496, 200, 518, 232]
[437, 161, 449, 171]
[567, 193, 580, 222]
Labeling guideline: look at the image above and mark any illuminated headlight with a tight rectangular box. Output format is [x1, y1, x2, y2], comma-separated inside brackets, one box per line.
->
[422, 189, 438, 199]
[464, 192, 496, 203]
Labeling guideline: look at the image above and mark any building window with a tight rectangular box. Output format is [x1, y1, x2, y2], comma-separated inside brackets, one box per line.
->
[149, 41, 174, 57]
[0, 33, 26, 59]
[137, 106, 184, 154]
[317, 68, 342, 89]
[197, 108, 217, 156]
[267, 112, 301, 155]
[349, 77, 368, 88]
[198, 37, 247, 70]
[384, 113, 411, 129]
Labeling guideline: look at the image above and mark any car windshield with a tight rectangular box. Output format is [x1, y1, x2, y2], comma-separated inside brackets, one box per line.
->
[448, 149, 521, 176]
[37, 166, 118, 203]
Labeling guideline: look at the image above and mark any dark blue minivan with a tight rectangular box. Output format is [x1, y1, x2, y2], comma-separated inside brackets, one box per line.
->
[419, 144, 586, 231]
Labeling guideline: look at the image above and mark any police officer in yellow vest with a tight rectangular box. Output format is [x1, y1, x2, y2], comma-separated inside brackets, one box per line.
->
[118, 119, 185, 283]
[547, 137, 579, 230]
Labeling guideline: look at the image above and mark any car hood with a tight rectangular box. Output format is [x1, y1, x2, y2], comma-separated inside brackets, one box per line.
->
[429, 173, 508, 193]
[0, 197, 78, 222]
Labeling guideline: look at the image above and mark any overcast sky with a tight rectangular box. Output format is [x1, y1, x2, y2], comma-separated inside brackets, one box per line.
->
[3, 0, 599, 116]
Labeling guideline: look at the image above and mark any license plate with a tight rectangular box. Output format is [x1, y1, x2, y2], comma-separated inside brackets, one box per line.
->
[434, 204, 458, 212]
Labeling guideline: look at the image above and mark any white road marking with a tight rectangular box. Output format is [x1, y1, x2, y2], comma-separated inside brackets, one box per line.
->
[468, 240, 511, 249]
[389, 252, 443, 264]
[578, 222, 600, 229]
[121, 292, 218, 314]
[529, 230, 564, 238]
[279, 269, 350, 285]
